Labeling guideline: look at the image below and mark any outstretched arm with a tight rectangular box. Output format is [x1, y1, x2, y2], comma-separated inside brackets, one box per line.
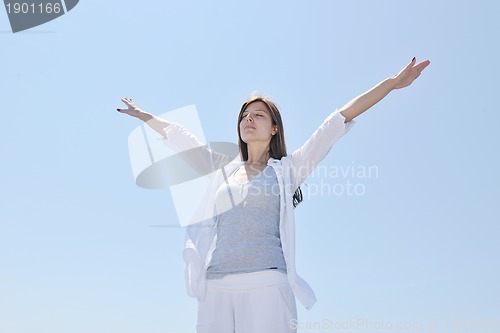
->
[339, 57, 430, 123]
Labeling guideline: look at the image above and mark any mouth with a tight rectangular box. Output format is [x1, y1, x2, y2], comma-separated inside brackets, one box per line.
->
[244, 125, 255, 130]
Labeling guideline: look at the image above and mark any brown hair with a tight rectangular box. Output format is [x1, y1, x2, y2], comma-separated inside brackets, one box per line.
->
[237, 95, 303, 207]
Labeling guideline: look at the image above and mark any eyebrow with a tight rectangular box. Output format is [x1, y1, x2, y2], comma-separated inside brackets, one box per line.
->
[242, 109, 267, 113]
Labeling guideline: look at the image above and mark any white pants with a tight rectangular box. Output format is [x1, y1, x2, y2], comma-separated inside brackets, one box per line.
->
[196, 270, 297, 333]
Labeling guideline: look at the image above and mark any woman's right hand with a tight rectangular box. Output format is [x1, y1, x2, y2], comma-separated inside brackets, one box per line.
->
[116, 97, 143, 118]
[117, 97, 172, 136]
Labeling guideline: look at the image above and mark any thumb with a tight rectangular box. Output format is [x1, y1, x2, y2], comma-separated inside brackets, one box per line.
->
[406, 57, 416, 69]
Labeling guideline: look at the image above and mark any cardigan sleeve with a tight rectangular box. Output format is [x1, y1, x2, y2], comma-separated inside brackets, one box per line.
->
[160, 123, 235, 178]
[289, 110, 355, 189]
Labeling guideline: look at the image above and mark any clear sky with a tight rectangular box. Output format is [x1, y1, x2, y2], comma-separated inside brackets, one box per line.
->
[1, 1, 499, 332]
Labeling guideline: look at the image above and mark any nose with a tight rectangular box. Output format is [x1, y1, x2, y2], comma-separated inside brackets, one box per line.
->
[244, 113, 254, 122]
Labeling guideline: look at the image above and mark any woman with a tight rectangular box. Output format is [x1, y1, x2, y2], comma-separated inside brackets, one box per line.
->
[117, 57, 430, 333]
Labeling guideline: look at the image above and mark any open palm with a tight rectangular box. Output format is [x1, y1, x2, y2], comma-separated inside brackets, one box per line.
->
[116, 97, 142, 117]
[393, 57, 431, 89]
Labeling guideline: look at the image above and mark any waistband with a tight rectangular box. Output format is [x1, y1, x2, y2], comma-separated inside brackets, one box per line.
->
[206, 270, 288, 291]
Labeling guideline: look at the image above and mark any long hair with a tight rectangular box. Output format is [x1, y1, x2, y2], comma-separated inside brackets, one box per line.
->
[237, 95, 303, 207]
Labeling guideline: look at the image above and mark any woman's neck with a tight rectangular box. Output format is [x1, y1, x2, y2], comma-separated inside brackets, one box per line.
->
[246, 144, 269, 165]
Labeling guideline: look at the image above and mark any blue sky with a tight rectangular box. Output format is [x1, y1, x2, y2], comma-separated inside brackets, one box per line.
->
[1, 1, 499, 332]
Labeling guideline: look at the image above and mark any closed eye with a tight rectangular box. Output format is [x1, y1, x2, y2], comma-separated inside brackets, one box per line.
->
[242, 111, 266, 116]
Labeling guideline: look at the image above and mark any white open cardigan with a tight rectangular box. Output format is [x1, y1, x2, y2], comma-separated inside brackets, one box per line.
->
[162, 109, 354, 310]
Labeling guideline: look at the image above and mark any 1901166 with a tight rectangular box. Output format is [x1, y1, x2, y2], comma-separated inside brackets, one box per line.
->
[5, 2, 61, 14]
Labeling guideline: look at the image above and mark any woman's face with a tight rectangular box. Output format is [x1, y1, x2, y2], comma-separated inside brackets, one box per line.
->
[239, 101, 276, 145]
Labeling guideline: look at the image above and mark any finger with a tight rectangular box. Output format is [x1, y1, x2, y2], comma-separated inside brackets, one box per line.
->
[121, 98, 134, 106]
[404, 57, 416, 70]
[415, 60, 430, 72]
[400, 57, 417, 75]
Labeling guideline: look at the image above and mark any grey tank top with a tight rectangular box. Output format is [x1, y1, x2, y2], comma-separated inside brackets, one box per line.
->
[206, 165, 287, 279]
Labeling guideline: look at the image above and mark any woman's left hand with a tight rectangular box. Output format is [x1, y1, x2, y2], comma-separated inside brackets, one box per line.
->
[392, 57, 431, 89]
